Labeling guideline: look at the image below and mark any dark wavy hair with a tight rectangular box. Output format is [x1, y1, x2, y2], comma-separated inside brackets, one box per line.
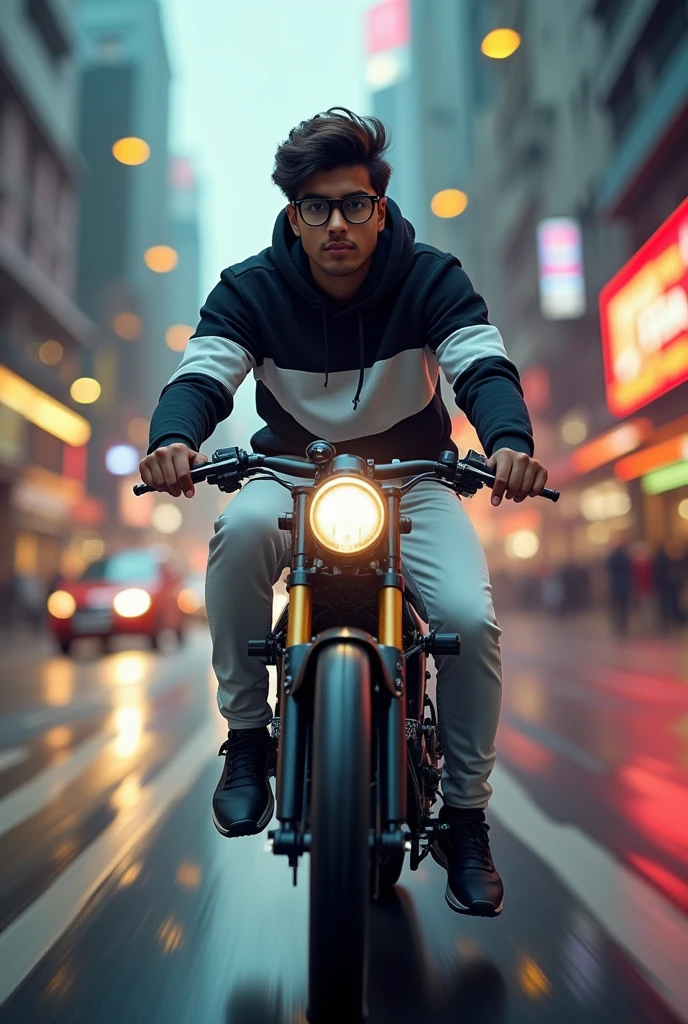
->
[272, 107, 392, 201]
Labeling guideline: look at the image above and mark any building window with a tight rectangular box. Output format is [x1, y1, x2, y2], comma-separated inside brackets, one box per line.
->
[24, 0, 71, 63]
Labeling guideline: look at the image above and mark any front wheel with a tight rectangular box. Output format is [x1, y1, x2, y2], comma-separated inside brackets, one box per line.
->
[308, 642, 372, 1024]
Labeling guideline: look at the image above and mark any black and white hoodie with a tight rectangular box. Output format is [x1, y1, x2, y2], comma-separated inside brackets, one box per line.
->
[148, 198, 534, 462]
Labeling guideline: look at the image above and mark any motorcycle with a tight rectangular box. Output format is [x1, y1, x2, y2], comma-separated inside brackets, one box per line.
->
[135, 442, 558, 1023]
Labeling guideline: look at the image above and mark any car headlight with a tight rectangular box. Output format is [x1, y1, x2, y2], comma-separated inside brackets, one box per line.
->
[113, 588, 152, 618]
[309, 476, 386, 555]
[47, 590, 77, 619]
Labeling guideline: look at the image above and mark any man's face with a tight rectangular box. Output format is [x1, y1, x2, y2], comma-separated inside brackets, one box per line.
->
[286, 166, 387, 280]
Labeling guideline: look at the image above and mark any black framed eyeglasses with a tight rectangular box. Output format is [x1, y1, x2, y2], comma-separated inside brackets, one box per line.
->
[293, 195, 381, 227]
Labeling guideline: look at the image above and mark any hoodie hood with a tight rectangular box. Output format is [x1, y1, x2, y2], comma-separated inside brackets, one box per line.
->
[269, 198, 416, 406]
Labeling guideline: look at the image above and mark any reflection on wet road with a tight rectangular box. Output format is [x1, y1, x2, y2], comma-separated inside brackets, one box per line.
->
[0, 616, 686, 1022]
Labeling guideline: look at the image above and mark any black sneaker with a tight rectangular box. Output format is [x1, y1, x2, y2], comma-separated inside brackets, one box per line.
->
[430, 805, 504, 917]
[212, 727, 275, 838]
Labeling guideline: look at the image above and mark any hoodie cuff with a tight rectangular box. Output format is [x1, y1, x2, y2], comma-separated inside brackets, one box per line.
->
[147, 435, 197, 456]
[489, 435, 534, 457]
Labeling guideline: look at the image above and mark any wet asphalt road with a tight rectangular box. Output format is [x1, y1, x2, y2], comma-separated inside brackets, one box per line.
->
[0, 615, 687, 1023]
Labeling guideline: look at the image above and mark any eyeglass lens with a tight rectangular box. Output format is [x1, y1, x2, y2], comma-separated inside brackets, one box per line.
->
[299, 197, 375, 226]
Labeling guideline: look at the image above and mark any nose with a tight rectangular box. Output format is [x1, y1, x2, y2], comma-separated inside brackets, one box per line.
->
[328, 207, 348, 233]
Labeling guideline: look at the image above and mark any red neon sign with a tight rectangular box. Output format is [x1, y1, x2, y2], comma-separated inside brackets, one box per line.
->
[365, 0, 410, 56]
[599, 197, 688, 417]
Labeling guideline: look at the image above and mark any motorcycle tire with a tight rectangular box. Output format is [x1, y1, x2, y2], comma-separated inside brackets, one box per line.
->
[308, 642, 372, 1024]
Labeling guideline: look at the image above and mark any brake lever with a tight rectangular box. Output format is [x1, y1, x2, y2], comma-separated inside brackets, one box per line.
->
[457, 450, 560, 502]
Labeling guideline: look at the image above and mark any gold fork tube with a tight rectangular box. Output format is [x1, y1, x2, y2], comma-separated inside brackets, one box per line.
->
[378, 586, 402, 648]
[287, 585, 313, 647]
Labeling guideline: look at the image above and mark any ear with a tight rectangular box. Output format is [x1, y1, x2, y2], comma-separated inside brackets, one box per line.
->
[286, 203, 301, 237]
[377, 197, 387, 233]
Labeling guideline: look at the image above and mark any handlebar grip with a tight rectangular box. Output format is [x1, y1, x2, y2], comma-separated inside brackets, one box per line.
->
[542, 486, 560, 502]
[133, 483, 152, 496]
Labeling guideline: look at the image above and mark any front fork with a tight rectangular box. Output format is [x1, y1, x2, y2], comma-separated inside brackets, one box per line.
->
[271, 489, 408, 865]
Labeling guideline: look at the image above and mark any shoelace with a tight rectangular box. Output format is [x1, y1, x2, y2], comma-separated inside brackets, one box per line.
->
[445, 819, 492, 867]
[218, 735, 266, 788]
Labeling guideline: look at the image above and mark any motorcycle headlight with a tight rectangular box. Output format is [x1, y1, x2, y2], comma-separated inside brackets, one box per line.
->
[113, 588, 152, 618]
[309, 476, 386, 555]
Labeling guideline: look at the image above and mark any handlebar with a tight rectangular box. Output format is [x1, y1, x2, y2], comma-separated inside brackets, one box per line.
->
[133, 448, 560, 502]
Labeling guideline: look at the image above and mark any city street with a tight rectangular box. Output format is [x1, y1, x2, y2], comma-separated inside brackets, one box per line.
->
[0, 616, 686, 1023]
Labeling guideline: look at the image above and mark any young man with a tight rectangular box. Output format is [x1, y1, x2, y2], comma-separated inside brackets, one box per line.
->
[140, 109, 548, 918]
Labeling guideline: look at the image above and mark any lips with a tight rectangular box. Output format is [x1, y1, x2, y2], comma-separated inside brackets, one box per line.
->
[325, 244, 353, 252]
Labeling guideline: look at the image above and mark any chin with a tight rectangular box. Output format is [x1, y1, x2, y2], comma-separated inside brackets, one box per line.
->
[320, 257, 364, 278]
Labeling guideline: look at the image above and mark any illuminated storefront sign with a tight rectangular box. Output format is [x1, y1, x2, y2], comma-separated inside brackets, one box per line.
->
[600, 197, 688, 417]
[365, 0, 410, 90]
[536, 218, 586, 320]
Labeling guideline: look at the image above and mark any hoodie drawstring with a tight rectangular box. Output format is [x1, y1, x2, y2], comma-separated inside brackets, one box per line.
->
[352, 314, 365, 411]
[321, 306, 330, 388]
[320, 308, 365, 410]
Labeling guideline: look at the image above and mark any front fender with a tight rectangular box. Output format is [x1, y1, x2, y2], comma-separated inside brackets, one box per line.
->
[287, 627, 400, 700]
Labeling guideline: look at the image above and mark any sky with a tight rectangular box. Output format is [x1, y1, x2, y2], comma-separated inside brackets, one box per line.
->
[161, 0, 373, 295]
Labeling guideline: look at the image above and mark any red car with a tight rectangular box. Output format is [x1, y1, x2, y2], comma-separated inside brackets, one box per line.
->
[47, 548, 186, 655]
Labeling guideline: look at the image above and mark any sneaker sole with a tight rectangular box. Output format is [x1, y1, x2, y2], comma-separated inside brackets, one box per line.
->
[430, 843, 503, 918]
[212, 783, 275, 839]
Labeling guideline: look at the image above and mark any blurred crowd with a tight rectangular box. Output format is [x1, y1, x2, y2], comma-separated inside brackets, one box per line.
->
[492, 539, 688, 637]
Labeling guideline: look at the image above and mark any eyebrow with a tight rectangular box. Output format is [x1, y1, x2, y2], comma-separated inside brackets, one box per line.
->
[298, 190, 373, 200]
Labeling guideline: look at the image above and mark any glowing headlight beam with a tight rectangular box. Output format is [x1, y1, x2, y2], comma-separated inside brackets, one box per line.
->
[309, 476, 386, 555]
[113, 588, 152, 618]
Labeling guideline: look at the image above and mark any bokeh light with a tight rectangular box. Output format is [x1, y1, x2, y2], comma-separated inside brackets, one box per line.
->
[177, 588, 202, 614]
[39, 340, 64, 365]
[143, 245, 178, 273]
[112, 137, 150, 165]
[165, 324, 193, 352]
[560, 415, 588, 445]
[679, 498, 688, 520]
[47, 590, 76, 619]
[70, 377, 101, 404]
[431, 189, 468, 218]
[505, 530, 540, 559]
[152, 503, 183, 534]
[481, 28, 521, 59]
[113, 313, 143, 340]
[105, 444, 139, 475]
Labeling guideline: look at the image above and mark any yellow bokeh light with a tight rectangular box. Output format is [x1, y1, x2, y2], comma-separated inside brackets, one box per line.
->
[113, 588, 152, 618]
[176, 861, 202, 888]
[70, 377, 101, 404]
[431, 189, 468, 219]
[113, 652, 147, 685]
[39, 340, 64, 365]
[111, 773, 142, 810]
[144, 245, 178, 273]
[481, 28, 522, 59]
[47, 590, 77, 619]
[517, 955, 551, 999]
[165, 324, 193, 352]
[112, 137, 151, 166]
[177, 588, 202, 614]
[119, 862, 143, 888]
[505, 530, 540, 559]
[45, 725, 72, 750]
[43, 660, 75, 705]
[113, 312, 143, 340]
[560, 415, 588, 445]
[0, 366, 90, 446]
[678, 498, 688, 521]
[152, 503, 183, 534]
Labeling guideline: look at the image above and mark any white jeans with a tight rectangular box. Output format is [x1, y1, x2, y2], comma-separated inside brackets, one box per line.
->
[205, 477, 503, 809]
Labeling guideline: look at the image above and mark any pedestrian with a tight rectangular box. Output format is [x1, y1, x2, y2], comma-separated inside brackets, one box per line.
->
[606, 537, 633, 635]
[652, 542, 686, 629]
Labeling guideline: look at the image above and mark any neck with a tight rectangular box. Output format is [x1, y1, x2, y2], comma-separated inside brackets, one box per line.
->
[309, 254, 373, 306]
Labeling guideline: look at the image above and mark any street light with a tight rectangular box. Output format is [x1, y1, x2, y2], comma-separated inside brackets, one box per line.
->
[481, 28, 521, 59]
[165, 324, 194, 352]
[112, 137, 151, 166]
[143, 246, 178, 273]
[431, 189, 468, 218]
[70, 377, 101, 404]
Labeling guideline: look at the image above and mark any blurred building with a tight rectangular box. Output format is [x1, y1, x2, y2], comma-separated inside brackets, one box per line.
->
[365, 0, 688, 595]
[75, 0, 172, 545]
[0, 0, 102, 616]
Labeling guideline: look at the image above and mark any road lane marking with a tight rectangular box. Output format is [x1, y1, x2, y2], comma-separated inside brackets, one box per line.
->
[0, 732, 112, 838]
[490, 763, 688, 1023]
[0, 748, 29, 773]
[0, 720, 217, 1005]
[506, 718, 607, 774]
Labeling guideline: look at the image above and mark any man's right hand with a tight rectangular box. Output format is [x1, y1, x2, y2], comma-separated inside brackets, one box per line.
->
[138, 443, 209, 498]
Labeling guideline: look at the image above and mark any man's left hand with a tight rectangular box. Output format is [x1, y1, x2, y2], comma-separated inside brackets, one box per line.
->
[486, 448, 549, 506]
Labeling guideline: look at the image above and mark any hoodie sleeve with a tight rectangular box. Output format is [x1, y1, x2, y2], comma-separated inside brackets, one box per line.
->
[424, 258, 534, 457]
[148, 269, 262, 454]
